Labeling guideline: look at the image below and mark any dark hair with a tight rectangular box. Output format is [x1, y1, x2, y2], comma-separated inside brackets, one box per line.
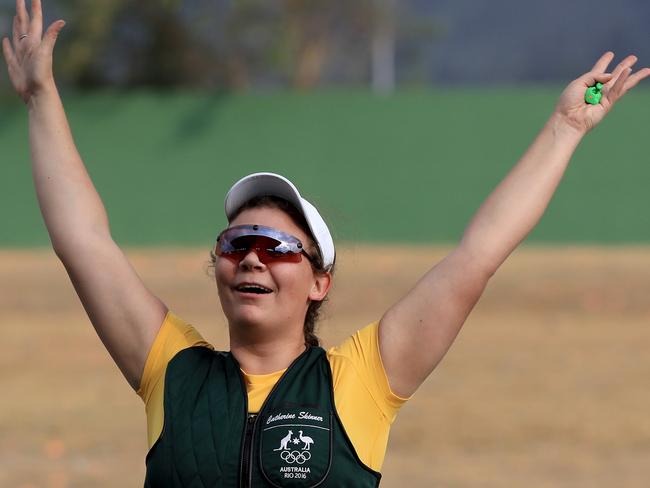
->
[210, 195, 334, 347]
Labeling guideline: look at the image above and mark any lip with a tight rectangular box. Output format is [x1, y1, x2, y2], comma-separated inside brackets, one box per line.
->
[235, 291, 270, 299]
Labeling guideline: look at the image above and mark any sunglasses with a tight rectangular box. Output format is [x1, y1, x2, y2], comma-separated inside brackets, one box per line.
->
[213, 225, 316, 265]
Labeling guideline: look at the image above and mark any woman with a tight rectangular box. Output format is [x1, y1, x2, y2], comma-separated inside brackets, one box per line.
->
[3, 0, 649, 486]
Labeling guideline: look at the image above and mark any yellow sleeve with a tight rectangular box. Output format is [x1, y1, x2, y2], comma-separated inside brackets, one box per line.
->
[327, 321, 411, 471]
[136, 311, 213, 448]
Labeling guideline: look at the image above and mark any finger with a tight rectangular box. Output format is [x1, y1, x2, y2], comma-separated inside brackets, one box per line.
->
[578, 71, 613, 87]
[12, 15, 21, 48]
[2, 37, 18, 69]
[591, 51, 615, 73]
[607, 55, 638, 86]
[30, 0, 43, 39]
[41, 20, 65, 54]
[620, 67, 650, 95]
[2, 35, 23, 86]
[607, 68, 632, 102]
[12, 13, 30, 48]
[16, 0, 29, 35]
[2, 37, 21, 89]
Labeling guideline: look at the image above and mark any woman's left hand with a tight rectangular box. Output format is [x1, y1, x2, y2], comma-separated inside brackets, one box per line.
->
[555, 52, 650, 134]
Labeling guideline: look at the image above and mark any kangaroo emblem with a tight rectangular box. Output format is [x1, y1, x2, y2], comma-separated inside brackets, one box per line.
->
[274, 430, 293, 451]
[298, 430, 314, 450]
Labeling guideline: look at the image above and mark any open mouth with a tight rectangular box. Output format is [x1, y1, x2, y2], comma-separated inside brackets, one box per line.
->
[235, 284, 273, 295]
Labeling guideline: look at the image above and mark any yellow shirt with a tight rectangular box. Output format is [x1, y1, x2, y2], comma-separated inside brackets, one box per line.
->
[137, 312, 409, 472]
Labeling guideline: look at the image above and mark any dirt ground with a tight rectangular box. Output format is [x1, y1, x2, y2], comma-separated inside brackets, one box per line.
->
[1, 246, 650, 487]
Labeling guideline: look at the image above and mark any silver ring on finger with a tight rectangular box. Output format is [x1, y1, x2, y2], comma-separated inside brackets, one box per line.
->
[19, 34, 28, 40]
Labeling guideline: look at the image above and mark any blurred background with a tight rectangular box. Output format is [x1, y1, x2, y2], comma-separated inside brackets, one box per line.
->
[1, 1, 650, 487]
[1, 0, 649, 246]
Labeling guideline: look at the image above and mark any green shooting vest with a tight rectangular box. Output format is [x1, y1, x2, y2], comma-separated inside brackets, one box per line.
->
[144, 345, 381, 487]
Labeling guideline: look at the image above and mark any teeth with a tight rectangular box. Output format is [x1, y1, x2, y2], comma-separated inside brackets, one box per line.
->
[237, 284, 272, 294]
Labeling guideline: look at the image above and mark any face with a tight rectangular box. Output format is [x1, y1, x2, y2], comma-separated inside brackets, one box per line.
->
[214, 206, 331, 335]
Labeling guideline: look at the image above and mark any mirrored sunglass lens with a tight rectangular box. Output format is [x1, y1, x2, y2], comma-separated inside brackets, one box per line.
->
[229, 235, 282, 252]
[259, 248, 302, 263]
[217, 234, 302, 262]
[229, 235, 263, 250]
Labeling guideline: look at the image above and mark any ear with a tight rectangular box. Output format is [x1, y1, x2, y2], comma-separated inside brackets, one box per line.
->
[309, 271, 332, 301]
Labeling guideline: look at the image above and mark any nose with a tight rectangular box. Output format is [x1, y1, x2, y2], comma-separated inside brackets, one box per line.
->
[238, 249, 266, 270]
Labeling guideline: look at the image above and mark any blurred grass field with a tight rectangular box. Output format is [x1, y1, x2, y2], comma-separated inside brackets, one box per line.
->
[2, 89, 650, 246]
[1, 246, 650, 487]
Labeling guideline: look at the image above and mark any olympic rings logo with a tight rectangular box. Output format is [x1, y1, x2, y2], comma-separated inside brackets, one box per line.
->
[280, 450, 312, 464]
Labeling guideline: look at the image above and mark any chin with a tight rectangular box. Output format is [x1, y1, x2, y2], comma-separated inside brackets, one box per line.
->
[226, 305, 272, 330]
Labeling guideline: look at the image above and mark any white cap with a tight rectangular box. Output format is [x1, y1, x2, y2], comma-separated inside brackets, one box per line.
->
[224, 172, 336, 270]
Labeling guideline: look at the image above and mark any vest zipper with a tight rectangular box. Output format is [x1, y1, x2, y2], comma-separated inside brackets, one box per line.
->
[241, 413, 257, 488]
[237, 347, 311, 487]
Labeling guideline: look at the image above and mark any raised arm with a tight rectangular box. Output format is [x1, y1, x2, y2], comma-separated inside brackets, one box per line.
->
[379, 52, 650, 398]
[2, 0, 167, 390]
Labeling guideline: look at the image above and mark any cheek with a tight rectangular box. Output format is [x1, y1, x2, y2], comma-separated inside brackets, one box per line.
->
[214, 258, 235, 290]
[275, 265, 314, 298]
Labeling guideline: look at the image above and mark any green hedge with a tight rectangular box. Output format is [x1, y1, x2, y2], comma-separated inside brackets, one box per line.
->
[2, 88, 649, 246]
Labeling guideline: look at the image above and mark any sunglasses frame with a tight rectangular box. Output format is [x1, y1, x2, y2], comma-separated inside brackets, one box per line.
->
[212, 224, 316, 265]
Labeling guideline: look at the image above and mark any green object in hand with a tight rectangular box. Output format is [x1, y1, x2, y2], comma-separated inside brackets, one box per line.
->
[584, 82, 604, 104]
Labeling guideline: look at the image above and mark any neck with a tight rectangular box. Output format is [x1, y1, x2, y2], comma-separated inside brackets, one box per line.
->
[229, 323, 307, 375]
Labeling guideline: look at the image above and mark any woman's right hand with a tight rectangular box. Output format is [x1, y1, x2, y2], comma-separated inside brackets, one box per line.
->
[2, 0, 65, 104]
